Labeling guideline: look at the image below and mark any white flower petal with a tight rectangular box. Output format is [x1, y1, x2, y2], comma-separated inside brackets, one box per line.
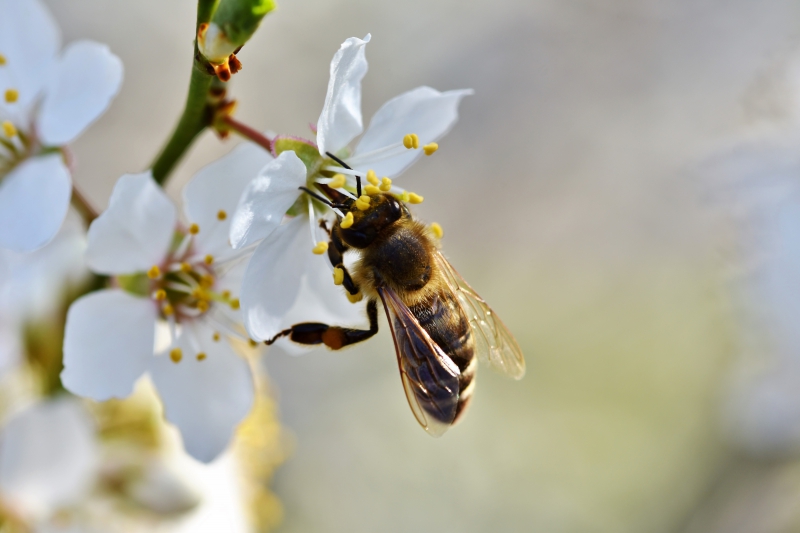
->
[37, 40, 123, 146]
[0, 397, 97, 521]
[0, 154, 71, 252]
[229, 151, 307, 249]
[316, 34, 371, 156]
[185, 139, 274, 256]
[62, 289, 156, 400]
[274, 250, 371, 354]
[351, 86, 473, 177]
[150, 329, 254, 463]
[0, 0, 60, 115]
[86, 172, 176, 275]
[241, 217, 309, 341]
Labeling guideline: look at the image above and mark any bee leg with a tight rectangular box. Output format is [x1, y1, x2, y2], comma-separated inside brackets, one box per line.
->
[318, 219, 331, 236]
[265, 299, 379, 350]
[327, 230, 359, 296]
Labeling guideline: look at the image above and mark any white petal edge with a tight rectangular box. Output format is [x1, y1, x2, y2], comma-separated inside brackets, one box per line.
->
[0, 0, 61, 114]
[316, 34, 371, 156]
[86, 172, 176, 275]
[0, 154, 71, 252]
[37, 40, 123, 146]
[185, 139, 274, 256]
[62, 289, 156, 400]
[0, 397, 97, 521]
[241, 217, 309, 341]
[351, 86, 473, 177]
[150, 327, 254, 463]
[229, 150, 307, 249]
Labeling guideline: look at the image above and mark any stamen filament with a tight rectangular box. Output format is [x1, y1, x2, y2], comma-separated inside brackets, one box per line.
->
[346, 141, 405, 163]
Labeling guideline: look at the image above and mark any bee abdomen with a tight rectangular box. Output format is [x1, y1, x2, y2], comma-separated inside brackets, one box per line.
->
[412, 291, 476, 424]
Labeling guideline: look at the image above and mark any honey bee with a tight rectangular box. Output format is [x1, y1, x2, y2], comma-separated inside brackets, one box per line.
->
[266, 154, 525, 436]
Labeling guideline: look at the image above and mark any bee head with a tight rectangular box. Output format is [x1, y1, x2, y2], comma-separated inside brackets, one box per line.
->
[339, 193, 405, 248]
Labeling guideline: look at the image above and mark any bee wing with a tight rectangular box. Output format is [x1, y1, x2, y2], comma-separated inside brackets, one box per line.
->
[377, 286, 461, 437]
[434, 251, 526, 379]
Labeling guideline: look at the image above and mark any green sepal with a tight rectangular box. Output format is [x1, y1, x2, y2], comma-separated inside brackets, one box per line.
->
[273, 137, 322, 173]
[117, 273, 149, 297]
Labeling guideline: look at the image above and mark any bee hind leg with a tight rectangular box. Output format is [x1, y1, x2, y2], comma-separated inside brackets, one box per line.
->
[265, 299, 379, 350]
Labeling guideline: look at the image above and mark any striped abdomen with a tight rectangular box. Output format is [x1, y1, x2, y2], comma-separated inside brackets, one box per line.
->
[410, 289, 476, 423]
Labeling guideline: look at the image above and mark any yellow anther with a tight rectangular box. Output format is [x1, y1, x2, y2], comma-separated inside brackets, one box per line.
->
[154, 289, 167, 301]
[189, 223, 200, 235]
[147, 265, 161, 279]
[2, 121, 16, 138]
[312, 241, 328, 254]
[180, 262, 192, 273]
[0, 54, 6, 65]
[329, 174, 347, 188]
[423, 142, 439, 156]
[217, 209, 227, 220]
[230, 298, 241, 310]
[379, 177, 392, 192]
[355, 195, 371, 211]
[408, 193, 424, 204]
[403, 134, 418, 149]
[197, 300, 209, 312]
[212, 332, 221, 342]
[333, 267, 344, 286]
[364, 184, 381, 195]
[163, 304, 174, 316]
[248, 339, 258, 347]
[429, 222, 444, 239]
[196, 352, 207, 361]
[200, 274, 214, 288]
[170, 348, 183, 363]
[340, 212, 354, 229]
[4, 89, 18, 103]
[396, 191, 410, 203]
[204, 254, 214, 265]
[366, 169, 379, 185]
[346, 291, 363, 303]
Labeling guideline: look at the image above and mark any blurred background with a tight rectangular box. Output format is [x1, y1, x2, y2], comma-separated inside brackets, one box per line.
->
[34, 0, 800, 531]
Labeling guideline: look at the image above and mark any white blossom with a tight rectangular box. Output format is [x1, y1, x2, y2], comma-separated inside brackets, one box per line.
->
[229, 35, 471, 343]
[0, 0, 123, 252]
[62, 170, 255, 463]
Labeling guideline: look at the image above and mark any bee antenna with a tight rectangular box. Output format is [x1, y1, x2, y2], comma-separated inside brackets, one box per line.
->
[326, 151, 362, 197]
[299, 186, 335, 207]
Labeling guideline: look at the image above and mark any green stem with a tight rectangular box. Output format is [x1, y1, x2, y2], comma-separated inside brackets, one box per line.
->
[150, 0, 220, 185]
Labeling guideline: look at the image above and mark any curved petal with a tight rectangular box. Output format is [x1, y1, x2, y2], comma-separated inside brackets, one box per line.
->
[351, 87, 473, 177]
[229, 151, 306, 249]
[150, 327, 254, 463]
[241, 217, 309, 341]
[0, 397, 97, 521]
[316, 34, 371, 156]
[0, 154, 71, 252]
[37, 40, 123, 146]
[274, 248, 371, 354]
[86, 172, 176, 275]
[62, 289, 156, 400]
[0, 0, 60, 116]
[185, 139, 274, 256]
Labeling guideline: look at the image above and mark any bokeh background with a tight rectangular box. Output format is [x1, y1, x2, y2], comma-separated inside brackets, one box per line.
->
[42, 0, 800, 531]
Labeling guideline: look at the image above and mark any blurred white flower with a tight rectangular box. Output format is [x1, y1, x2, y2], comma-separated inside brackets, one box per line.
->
[702, 133, 800, 457]
[229, 34, 471, 343]
[0, 396, 98, 524]
[62, 172, 254, 463]
[0, 0, 123, 252]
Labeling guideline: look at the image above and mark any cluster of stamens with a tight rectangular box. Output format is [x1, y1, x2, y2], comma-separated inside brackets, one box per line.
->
[142, 211, 245, 364]
[0, 54, 29, 175]
[310, 132, 434, 254]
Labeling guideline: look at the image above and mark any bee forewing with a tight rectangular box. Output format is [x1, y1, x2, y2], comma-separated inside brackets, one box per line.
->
[378, 287, 461, 437]
[434, 252, 526, 379]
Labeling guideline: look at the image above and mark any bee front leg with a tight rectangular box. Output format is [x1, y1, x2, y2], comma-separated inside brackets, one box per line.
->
[265, 299, 379, 350]
[327, 229, 359, 296]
